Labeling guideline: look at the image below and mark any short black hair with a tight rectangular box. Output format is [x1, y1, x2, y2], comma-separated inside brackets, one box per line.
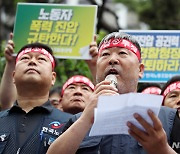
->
[161, 75, 180, 95]
[16, 42, 57, 68]
[49, 86, 62, 97]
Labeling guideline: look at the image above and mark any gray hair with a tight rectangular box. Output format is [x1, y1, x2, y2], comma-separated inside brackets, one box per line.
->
[98, 32, 141, 54]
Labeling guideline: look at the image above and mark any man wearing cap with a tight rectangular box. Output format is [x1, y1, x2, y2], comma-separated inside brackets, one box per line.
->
[0, 43, 72, 153]
[60, 75, 94, 114]
[47, 32, 177, 154]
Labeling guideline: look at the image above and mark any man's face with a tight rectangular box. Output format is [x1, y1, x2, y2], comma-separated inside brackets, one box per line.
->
[164, 89, 180, 110]
[96, 47, 144, 94]
[61, 82, 93, 114]
[13, 51, 56, 89]
[49, 92, 62, 110]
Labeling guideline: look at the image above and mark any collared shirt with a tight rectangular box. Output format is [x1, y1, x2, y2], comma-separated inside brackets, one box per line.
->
[0, 100, 72, 154]
[9, 101, 54, 147]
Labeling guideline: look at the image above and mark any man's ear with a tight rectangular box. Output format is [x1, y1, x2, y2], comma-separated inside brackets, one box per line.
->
[51, 72, 56, 86]
[138, 63, 144, 79]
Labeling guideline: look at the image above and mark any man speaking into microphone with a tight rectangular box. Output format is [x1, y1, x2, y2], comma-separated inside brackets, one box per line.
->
[105, 74, 117, 89]
[47, 32, 176, 154]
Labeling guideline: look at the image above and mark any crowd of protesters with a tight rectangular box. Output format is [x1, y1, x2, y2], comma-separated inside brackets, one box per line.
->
[0, 31, 179, 154]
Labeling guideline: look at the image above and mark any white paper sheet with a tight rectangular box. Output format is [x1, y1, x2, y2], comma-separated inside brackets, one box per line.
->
[89, 93, 163, 136]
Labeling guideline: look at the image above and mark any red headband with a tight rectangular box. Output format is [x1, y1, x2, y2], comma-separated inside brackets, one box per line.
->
[61, 75, 94, 96]
[16, 48, 55, 69]
[142, 87, 161, 95]
[162, 81, 180, 97]
[99, 38, 141, 61]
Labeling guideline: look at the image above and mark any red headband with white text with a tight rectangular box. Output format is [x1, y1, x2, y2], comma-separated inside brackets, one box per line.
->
[61, 75, 95, 96]
[16, 47, 55, 69]
[162, 81, 180, 97]
[99, 38, 141, 61]
[142, 87, 161, 95]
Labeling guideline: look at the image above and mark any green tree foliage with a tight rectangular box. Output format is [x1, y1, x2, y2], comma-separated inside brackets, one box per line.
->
[0, 41, 6, 81]
[140, 0, 180, 30]
[55, 59, 92, 87]
[115, 0, 180, 30]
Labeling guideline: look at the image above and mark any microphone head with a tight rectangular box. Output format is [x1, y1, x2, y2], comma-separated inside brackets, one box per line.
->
[105, 74, 117, 89]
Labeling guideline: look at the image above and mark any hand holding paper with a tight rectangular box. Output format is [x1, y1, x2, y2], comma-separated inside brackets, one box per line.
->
[89, 93, 163, 136]
[127, 108, 175, 154]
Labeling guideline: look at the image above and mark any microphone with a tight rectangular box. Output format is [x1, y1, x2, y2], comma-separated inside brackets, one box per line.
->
[105, 74, 117, 89]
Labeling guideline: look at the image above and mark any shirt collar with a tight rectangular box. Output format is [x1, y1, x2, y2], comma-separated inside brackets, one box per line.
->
[9, 100, 53, 114]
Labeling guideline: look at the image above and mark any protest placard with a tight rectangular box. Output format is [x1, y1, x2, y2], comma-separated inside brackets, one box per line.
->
[13, 3, 97, 59]
[122, 30, 180, 82]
